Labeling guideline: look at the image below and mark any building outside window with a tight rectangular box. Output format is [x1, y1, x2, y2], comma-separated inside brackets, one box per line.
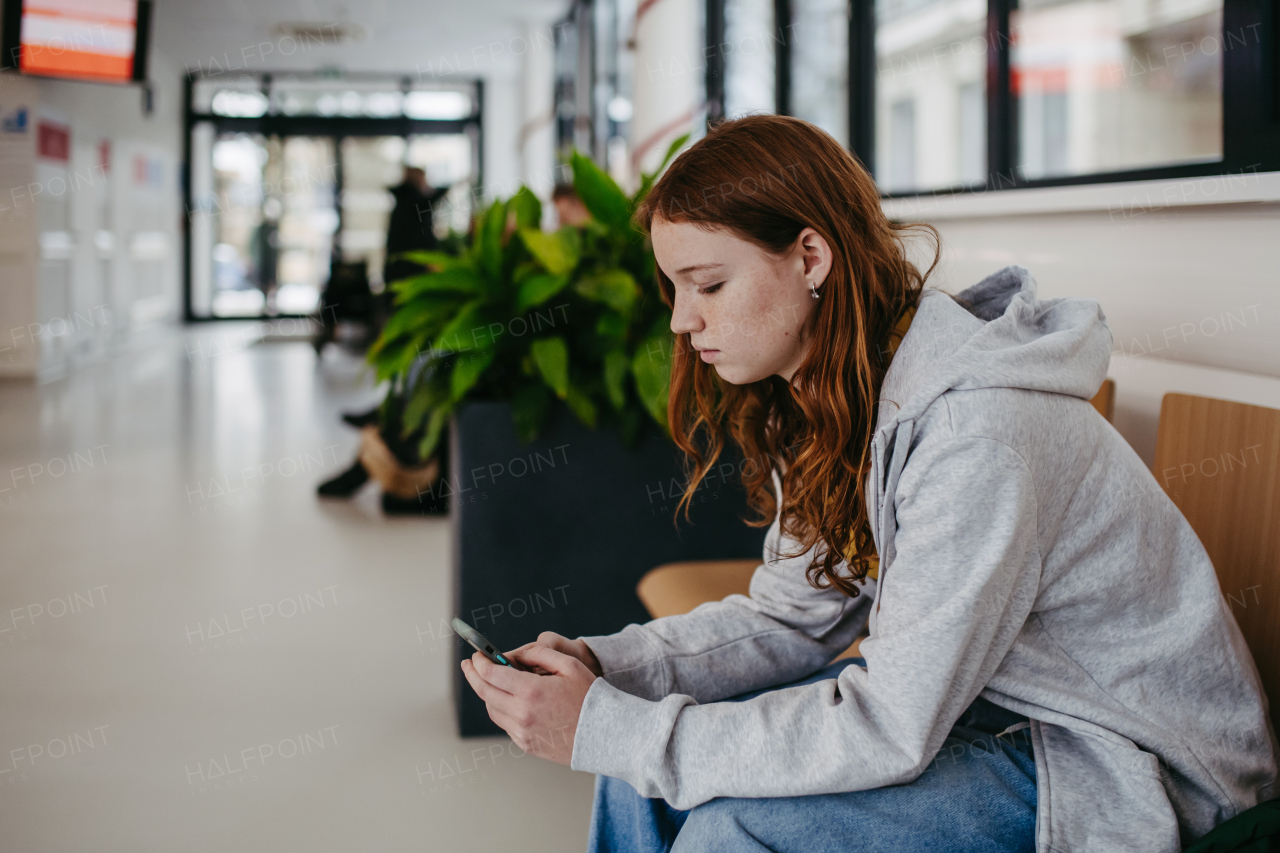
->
[1012, 0, 1223, 181]
[704, 0, 1270, 196]
[791, 0, 851, 146]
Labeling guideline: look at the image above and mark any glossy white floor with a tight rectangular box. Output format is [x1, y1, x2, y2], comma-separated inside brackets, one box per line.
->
[0, 325, 594, 852]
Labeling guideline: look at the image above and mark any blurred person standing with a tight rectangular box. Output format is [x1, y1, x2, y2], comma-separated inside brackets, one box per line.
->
[384, 166, 449, 285]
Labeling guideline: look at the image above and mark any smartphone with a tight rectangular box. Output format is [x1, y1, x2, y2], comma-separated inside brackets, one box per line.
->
[451, 617, 530, 671]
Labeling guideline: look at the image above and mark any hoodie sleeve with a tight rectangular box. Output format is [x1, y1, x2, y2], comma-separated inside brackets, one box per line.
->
[578, 521, 875, 704]
[570, 435, 1043, 809]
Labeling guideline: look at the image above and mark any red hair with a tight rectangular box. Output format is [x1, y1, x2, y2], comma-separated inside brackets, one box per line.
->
[635, 115, 939, 597]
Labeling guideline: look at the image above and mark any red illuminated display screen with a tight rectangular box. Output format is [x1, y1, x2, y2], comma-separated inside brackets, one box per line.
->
[19, 0, 139, 83]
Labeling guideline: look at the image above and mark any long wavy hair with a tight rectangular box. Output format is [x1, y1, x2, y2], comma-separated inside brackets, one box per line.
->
[636, 115, 939, 598]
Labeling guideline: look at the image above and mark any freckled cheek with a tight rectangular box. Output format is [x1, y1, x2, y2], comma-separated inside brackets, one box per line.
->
[727, 297, 775, 340]
[701, 309, 734, 341]
[718, 312, 752, 342]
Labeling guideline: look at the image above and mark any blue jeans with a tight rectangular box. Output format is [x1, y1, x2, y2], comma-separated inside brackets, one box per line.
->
[586, 659, 1037, 853]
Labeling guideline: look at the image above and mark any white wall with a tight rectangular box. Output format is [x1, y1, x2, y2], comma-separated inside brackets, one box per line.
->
[0, 51, 184, 381]
[519, 21, 559, 209]
[0, 76, 40, 378]
[630, 0, 704, 180]
[883, 173, 1280, 464]
[482, 71, 523, 204]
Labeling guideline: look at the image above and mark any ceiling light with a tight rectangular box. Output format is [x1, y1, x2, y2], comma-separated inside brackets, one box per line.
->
[404, 90, 472, 120]
[210, 90, 268, 118]
[607, 96, 633, 122]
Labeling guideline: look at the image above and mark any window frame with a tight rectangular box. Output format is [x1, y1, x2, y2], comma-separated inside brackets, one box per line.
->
[709, 0, 1280, 197]
[181, 70, 484, 322]
[707, 0, 795, 122]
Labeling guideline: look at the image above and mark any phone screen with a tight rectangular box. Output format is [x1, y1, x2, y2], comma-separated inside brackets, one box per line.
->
[451, 618, 529, 671]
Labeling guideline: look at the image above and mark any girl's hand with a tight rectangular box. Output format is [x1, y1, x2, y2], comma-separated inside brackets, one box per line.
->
[510, 632, 603, 677]
[461, 645, 597, 765]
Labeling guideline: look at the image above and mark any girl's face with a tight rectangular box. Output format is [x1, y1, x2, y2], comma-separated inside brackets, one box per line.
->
[652, 216, 833, 385]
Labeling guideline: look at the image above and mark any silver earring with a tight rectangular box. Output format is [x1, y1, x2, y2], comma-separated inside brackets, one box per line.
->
[809, 281, 819, 299]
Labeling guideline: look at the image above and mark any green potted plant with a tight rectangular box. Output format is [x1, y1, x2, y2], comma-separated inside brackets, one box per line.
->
[366, 142, 687, 463]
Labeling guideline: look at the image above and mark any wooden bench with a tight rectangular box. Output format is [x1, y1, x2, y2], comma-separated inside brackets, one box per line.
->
[1153, 393, 1280, 735]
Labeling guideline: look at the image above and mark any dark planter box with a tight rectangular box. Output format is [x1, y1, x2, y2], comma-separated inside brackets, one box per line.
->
[449, 401, 768, 737]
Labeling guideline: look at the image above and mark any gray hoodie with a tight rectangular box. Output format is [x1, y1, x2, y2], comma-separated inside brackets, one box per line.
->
[571, 266, 1277, 852]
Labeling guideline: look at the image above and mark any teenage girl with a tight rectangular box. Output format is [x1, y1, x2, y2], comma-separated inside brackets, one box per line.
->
[462, 115, 1276, 853]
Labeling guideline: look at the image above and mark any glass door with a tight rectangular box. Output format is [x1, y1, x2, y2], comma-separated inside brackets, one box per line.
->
[189, 130, 476, 319]
[185, 73, 483, 321]
[201, 134, 338, 318]
[273, 137, 337, 314]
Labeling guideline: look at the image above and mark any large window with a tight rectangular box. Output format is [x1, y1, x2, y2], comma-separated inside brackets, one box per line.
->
[725, 0, 780, 116]
[875, 0, 987, 192]
[1012, 0, 1222, 180]
[706, 0, 1279, 194]
[791, 0, 851, 146]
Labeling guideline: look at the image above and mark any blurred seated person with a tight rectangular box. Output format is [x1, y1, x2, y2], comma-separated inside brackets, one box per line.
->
[316, 166, 452, 514]
[553, 182, 591, 227]
[316, 376, 450, 517]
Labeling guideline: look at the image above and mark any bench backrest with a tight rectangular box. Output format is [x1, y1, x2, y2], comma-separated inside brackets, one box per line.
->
[1153, 393, 1280, 735]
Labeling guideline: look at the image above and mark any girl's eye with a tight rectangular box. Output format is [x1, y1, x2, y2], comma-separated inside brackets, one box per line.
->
[697, 282, 724, 295]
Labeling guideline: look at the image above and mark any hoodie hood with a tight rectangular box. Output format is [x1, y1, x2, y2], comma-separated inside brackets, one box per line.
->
[876, 265, 1113, 433]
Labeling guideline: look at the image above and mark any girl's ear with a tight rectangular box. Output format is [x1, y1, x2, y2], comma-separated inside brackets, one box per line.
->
[797, 227, 834, 293]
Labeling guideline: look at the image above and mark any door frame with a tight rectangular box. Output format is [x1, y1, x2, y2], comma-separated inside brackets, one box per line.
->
[182, 71, 484, 322]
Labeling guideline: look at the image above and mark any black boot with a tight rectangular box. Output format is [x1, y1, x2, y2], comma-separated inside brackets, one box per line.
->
[317, 459, 370, 498]
[380, 489, 449, 516]
[341, 406, 381, 428]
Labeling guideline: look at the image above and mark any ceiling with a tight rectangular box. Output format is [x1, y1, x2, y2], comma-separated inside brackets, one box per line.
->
[152, 0, 572, 80]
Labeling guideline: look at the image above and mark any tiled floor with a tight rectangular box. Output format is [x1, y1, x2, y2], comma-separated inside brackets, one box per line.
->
[0, 325, 594, 852]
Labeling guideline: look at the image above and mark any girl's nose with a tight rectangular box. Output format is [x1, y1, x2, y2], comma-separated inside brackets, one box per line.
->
[670, 293, 704, 336]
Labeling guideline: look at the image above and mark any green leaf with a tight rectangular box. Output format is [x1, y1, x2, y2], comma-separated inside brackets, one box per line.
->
[374, 295, 458, 350]
[450, 347, 497, 401]
[509, 186, 542, 230]
[510, 381, 551, 443]
[369, 332, 428, 382]
[595, 311, 627, 343]
[417, 406, 450, 460]
[519, 227, 580, 276]
[513, 260, 542, 285]
[571, 151, 631, 230]
[389, 250, 458, 271]
[632, 325, 672, 430]
[657, 133, 690, 173]
[516, 272, 571, 312]
[402, 377, 444, 433]
[433, 300, 490, 353]
[575, 268, 639, 314]
[636, 133, 691, 202]
[466, 205, 488, 264]
[392, 267, 483, 300]
[564, 384, 598, 428]
[478, 198, 507, 279]
[530, 336, 569, 398]
[603, 349, 629, 410]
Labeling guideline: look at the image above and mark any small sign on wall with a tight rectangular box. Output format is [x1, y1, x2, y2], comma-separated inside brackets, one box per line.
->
[2, 107, 29, 134]
[38, 121, 70, 161]
[132, 153, 163, 188]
